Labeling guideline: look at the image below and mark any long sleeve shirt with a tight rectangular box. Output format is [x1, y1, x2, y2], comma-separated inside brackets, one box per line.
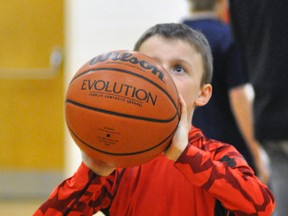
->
[34, 127, 275, 215]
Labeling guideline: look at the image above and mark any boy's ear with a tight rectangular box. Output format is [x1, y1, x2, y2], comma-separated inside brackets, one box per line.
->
[195, 84, 212, 106]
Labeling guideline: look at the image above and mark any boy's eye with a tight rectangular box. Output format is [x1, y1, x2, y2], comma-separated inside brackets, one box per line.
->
[172, 65, 185, 73]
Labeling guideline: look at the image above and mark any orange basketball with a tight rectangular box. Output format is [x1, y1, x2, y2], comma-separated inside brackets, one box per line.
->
[65, 50, 180, 167]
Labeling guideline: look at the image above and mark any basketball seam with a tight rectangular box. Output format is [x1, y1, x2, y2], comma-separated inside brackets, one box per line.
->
[69, 67, 179, 111]
[66, 119, 178, 156]
[65, 99, 178, 123]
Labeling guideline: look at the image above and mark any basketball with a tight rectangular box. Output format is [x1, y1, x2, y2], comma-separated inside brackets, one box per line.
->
[65, 50, 181, 167]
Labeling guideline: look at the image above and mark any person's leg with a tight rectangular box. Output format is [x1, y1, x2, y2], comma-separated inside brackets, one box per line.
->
[263, 141, 288, 216]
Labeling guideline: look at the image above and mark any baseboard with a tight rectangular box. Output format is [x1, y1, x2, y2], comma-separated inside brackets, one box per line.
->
[0, 170, 64, 199]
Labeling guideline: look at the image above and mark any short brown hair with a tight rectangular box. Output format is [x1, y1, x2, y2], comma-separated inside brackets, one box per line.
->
[134, 23, 213, 85]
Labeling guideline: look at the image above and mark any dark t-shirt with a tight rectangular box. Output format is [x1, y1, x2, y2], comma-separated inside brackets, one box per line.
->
[183, 18, 254, 167]
[229, 0, 288, 141]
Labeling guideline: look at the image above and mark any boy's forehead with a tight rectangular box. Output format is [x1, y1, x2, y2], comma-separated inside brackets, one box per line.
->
[141, 36, 198, 57]
[141, 35, 197, 53]
[139, 35, 204, 73]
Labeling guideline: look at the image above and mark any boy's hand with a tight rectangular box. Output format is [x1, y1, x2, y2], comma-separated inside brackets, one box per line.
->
[81, 151, 116, 176]
[165, 95, 189, 161]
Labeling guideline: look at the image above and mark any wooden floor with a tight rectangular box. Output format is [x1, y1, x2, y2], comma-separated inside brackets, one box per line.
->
[0, 199, 43, 216]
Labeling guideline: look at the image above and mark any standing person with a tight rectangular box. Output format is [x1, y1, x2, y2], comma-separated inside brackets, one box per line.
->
[182, 0, 270, 183]
[229, 1, 288, 215]
[34, 23, 274, 216]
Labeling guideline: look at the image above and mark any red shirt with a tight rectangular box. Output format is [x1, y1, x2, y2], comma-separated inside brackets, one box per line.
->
[34, 127, 275, 215]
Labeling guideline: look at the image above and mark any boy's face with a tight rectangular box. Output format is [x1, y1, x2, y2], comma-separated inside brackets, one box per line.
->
[138, 35, 211, 120]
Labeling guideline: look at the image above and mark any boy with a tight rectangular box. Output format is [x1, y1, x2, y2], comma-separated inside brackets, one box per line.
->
[34, 23, 275, 215]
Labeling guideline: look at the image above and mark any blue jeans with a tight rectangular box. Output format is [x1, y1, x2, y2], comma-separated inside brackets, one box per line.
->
[263, 140, 288, 216]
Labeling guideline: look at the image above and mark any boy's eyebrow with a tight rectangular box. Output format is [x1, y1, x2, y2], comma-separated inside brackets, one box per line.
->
[147, 56, 192, 67]
[173, 58, 194, 71]
[146, 56, 167, 68]
[148, 56, 162, 65]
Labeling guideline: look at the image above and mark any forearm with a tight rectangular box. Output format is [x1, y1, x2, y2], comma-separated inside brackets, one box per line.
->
[33, 163, 114, 216]
[175, 143, 275, 215]
[229, 85, 260, 156]
[229, 85, 270, 183]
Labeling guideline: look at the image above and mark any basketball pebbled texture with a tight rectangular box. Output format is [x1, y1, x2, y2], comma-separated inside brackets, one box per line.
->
[65, 50, 181, 167]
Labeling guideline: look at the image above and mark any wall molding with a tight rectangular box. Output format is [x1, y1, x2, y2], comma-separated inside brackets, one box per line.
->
[0, 171, 64, 199]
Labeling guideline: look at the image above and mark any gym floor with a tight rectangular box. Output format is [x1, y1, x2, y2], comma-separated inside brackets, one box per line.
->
[0, 199, 43, 216]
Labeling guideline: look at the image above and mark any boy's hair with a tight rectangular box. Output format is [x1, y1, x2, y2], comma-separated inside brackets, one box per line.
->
[188, 0, 216, 11]
[134, 23, 213, 85]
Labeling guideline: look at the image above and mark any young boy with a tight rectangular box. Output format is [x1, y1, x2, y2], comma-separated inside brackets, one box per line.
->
[34, 23, 275, 215]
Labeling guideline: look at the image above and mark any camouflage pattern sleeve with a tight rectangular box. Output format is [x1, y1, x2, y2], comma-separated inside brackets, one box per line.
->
[175, 130, 275, 216]
[33, 162, 115, 216]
